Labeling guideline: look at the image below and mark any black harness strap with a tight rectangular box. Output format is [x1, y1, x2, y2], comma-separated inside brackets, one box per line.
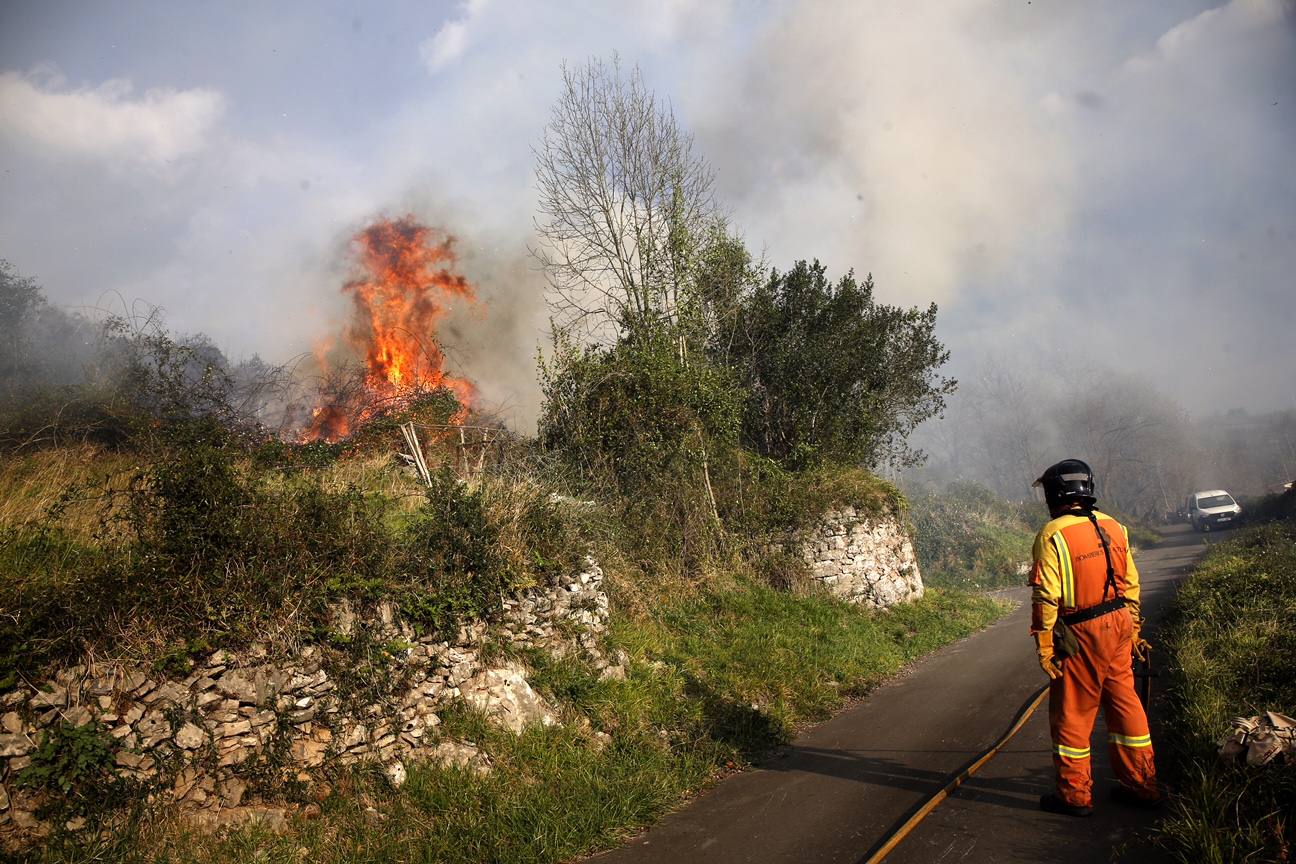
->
[1079, 506, 1122, 602]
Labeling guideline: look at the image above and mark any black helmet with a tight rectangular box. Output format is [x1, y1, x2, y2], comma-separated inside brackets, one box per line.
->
[1034, 459, 1097, 510]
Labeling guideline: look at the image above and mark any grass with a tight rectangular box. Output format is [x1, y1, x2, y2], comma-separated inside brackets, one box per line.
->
[0, 445, 138, 539]
[907, 482, 1037, 589]
[9, 577, 1003, 864]
[0, 439, 589, 689]
[616, 578, 1002, 747]
[1155, 517, 1296, 863]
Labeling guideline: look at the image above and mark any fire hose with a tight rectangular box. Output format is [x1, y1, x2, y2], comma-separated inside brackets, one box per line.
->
[859, 655, 1156, 864]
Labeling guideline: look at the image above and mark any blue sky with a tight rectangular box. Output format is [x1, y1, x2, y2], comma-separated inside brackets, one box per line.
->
[1, 0, 1293, 427]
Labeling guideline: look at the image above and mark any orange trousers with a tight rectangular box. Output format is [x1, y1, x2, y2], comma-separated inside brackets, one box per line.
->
[1048, 608, 1158, 807]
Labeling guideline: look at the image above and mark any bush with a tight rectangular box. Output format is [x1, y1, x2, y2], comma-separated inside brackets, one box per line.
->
[906, 481, 1036, 589]
[0, 430, 594, 687]
[539, 333, 741, 569]
[16, 722, 127, 821]
[1241, 486, 1296, 525]
[398, 468, 508, 637]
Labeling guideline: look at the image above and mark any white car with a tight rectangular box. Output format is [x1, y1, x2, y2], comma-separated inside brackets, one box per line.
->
[1186, 490, 1242, 531]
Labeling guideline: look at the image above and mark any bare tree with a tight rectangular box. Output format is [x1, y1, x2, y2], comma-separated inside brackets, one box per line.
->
[1057, 378, 1197, 519]
[965, 362, 1051, 497]
[533, 56, 719, 343]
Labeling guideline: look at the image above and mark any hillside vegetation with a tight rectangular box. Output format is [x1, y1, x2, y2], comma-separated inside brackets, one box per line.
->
[0, 416, 1002, 863]
[906, 482, 1036, 589]
[906, 480, 1164, 591]
[0, 248, 1009, 862]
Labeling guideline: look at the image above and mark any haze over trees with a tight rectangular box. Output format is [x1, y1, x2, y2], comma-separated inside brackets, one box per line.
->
[907, 356, 1296, 520]
[0, 259, 288, 450]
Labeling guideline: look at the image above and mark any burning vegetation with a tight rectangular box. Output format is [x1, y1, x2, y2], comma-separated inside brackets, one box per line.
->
[305, 215, 477, 442]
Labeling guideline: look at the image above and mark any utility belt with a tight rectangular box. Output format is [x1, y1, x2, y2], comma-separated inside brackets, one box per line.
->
[1061, 597, 1127, 627]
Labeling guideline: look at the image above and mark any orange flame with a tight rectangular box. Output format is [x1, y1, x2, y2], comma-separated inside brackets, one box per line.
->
[304, 215, 476, 441]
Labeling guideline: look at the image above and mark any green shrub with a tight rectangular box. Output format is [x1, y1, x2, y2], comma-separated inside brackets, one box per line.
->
[714, 261, 954, 470]
[397, 468, 508, 637]
[906, 481, 1036, 589]
[539, 333, 741, 570]
[17, 722, 124, 819]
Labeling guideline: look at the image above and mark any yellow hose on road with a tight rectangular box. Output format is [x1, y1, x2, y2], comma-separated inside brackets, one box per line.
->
[860, 683, 1051, 864]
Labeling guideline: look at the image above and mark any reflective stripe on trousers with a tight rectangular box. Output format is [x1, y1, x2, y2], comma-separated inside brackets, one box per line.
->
[1048, 608, 1158, 807]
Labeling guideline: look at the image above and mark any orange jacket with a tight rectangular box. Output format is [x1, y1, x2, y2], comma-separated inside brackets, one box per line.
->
[1028, 509, 1141, 635]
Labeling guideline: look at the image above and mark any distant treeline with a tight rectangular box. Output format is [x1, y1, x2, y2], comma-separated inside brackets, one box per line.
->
[908, 358, 1295, 522]
[0, 258, 295, 451]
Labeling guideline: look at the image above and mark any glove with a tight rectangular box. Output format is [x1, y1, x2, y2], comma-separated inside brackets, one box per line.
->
[1131, 617, 1152, 663]
[1035, 631, 1063, 680]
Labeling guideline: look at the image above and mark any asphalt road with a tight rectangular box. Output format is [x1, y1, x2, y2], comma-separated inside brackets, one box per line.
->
[591, 523, 1231, 864]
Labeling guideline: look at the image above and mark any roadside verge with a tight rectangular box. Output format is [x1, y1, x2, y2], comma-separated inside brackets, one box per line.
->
[1156, 518, 1296, 862]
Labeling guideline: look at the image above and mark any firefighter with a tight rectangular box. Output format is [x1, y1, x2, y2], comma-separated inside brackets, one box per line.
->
[1029, 459, 1162, 816]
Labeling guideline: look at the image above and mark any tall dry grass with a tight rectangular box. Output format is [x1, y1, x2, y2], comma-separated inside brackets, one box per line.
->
[0, 445, 138, 538]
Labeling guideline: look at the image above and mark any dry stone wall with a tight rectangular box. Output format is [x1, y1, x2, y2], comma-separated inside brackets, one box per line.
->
[0, 557, 618, 844]
[800, 507, 924, 608]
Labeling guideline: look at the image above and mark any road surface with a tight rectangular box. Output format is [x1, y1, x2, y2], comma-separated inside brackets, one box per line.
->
[591, 524, 1227, 864]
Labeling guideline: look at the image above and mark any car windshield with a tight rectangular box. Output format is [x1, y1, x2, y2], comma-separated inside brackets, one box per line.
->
[1198, 495, 1235, 509]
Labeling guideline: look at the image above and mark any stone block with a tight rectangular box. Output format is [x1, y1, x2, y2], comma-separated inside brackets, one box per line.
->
[175, 723, 206, 750]
[172, 767, 200, 799]
[29, 687, 67, 709]
[290, 739, 327, 767]
[221, 720, 252, 737]
[216, 669, 259, 704]
[0, 734, 33, 757]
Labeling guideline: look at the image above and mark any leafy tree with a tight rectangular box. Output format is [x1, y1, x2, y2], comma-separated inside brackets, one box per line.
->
[0, 259, 44, 383]
[721, 260, 955, 470]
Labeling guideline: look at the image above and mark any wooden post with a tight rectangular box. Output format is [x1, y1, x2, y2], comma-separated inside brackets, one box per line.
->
[400, 421, 432, 486]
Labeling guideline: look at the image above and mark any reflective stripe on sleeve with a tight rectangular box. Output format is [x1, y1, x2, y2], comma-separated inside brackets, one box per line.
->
[1107, 732, 1152, 748]
[1053, 743, 1091, 759]
[1052, 533, 1075, 608]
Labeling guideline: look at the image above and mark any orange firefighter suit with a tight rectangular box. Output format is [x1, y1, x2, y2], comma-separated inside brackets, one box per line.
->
[1029, 509, 1159, 807]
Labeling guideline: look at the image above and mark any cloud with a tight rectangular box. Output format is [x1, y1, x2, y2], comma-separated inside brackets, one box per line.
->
[1128, 0, 1288, 71]
[1031, 0, 1296, 413]
[419, 0, 489, 72]
[0, 70, 225, 165]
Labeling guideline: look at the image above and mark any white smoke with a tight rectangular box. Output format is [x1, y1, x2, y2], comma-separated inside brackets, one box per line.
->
[1, 0, 1292, 433]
